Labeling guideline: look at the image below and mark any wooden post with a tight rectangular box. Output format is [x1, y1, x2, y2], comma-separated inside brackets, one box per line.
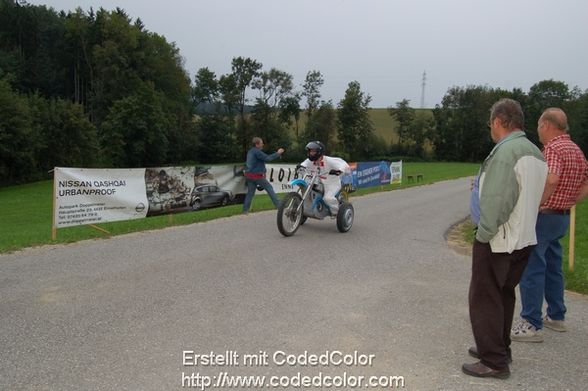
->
[89, 224, 110, 235]
[569, 205, 576, 272]
[51, 168, 57, 241]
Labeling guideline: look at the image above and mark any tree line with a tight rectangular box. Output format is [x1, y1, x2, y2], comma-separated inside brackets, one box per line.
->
[1, 1, 587, 186]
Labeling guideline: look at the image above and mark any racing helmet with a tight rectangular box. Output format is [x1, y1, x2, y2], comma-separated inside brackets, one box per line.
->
[305, 141, 325, 161]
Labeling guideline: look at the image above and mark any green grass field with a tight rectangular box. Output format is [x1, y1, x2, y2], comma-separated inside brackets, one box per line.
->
[561, 203, 588, 294]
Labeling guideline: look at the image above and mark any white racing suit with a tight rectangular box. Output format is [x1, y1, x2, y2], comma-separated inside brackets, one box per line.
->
[300, 156, 351, 215]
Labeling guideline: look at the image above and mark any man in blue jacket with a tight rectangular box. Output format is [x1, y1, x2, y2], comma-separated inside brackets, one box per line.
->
[242, 137, 284, 214]
[463, 99, 547, 379]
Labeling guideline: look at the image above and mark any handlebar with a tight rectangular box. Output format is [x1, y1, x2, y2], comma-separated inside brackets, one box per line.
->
[296, 165, 343, 176]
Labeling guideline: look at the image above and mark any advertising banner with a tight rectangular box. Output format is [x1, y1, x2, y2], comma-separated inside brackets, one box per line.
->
[54, 164, 301, 228]
[143, 164, 298, 216]
[389, 161, 403, 185]
[354, 161, 392, 188]
[53, 161, 399, 229]
[145, 165, 244, 216]
[54, 167, 148, 228]
[265, 164, 300, 193]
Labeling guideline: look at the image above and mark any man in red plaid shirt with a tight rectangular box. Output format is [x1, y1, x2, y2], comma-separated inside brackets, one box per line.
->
[512, 107, 588, 342]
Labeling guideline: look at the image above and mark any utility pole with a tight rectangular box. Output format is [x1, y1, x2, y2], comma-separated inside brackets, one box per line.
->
[420, 71, 426, 109]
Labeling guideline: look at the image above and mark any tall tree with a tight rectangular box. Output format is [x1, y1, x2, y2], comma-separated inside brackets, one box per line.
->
[90, 8, 143, 123]
[432, 86, 509, 161]
[0, 80, 39, 184]
[279, 94, 301, 139]
[0, 1, 66, 97]
[230, 56, 262, 154]
[302, 70, 324, 118]
[252, 68, 294, 109]
[218, 73, 239, 116]
[567, 90, 588, 154]
[197, 115, 238, 163]
[250, 68, 295, 149]
[525, 79, 571, 145]
[388, 99, 415, 145]
[29, 94, 99, 171]
[62, 8, 95, 106]
[409, 112, 435, 158]
[100, 82, 170, 167]
[304, 101, 336, 148]
[192, 67, 219, 112]
[337, 81, 374, 160]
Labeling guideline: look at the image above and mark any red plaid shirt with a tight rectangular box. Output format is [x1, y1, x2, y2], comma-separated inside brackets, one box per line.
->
[543, 134, 588, 210]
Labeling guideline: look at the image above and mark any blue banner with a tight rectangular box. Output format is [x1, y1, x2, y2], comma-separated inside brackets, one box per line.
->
[353, 161, 391, 188]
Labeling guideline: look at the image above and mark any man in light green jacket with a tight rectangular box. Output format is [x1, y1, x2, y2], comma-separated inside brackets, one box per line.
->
[463, 98, 547, 379]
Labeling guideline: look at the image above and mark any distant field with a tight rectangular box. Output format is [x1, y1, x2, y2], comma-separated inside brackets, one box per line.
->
[290, 108, 433, 146]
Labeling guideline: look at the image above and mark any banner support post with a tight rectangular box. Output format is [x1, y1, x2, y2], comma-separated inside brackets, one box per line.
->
[569, 205, 576, 272]
[51, 168, 57, 241]
[89, 224, 110, 235]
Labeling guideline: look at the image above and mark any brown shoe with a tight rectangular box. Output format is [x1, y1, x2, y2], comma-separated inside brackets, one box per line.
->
[462, 361, 510, 379]
[468, 346, 512, 364]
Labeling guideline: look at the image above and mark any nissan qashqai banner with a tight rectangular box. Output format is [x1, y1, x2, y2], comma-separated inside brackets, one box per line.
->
[54, 167, 149, 228]
[54, 164, 299, 228]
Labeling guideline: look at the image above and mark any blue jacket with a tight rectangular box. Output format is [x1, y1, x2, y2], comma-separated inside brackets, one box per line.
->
[245, 147, 281, 174]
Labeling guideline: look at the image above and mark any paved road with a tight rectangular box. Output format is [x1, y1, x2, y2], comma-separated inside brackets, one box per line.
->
[1, 178, 587, 391]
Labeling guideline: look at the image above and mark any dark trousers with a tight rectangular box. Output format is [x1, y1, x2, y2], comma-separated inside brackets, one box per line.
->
[469, 240, 533, 370]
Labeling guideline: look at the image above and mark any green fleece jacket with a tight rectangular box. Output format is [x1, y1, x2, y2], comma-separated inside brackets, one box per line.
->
[476, 131, 547, 253]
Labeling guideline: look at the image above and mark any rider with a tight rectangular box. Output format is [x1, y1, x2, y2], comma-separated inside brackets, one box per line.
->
[300, 141, 350, 216]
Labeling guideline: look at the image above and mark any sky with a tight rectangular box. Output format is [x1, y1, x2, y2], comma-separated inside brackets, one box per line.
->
[27, 0, 588, 108]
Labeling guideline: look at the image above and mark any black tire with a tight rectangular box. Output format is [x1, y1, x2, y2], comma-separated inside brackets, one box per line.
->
[191, 199, 201, 211]
[221, 196, 229, 206]
[300, 216, 308, 226]
[277, 192, 303, 236]
[336, 202, 354, 233]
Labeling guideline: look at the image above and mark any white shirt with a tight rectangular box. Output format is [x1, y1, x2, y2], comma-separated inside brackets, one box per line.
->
[300, 156, 350, 185]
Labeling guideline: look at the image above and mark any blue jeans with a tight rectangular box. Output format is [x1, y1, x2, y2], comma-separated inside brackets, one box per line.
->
[243, 178, 281, 213]
[519, 213, 569, 329]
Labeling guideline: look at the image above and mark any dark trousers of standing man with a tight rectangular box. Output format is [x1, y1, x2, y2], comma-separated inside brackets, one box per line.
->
[469, 240, 533, 370]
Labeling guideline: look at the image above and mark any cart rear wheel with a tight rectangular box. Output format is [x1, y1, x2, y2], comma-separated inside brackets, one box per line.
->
[336, 202, 354, 233]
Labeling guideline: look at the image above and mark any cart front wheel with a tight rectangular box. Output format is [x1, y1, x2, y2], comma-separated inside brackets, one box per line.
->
[277, 192, 303, 236]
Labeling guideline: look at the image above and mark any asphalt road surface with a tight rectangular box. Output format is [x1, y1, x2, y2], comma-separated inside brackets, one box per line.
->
[2, 178, 587, 391]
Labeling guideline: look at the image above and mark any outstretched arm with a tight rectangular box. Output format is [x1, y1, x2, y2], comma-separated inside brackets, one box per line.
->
[255, 148, 284, 162]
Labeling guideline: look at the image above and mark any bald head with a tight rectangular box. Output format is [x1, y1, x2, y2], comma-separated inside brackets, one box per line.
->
[540, 108, 568, 132]
[538, 107, 569, 145]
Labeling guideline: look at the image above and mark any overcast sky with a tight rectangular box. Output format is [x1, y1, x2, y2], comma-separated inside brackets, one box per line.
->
[28, 0, 588, 108]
